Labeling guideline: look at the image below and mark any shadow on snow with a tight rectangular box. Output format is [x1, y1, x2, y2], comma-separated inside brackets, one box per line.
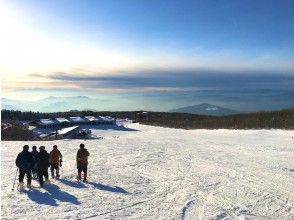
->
[27, 184, 80, 206]
[80, 124, 139, 132]
[59, 178, 87, 188]
[87, 182, 129, 194]
[60, 178, 129, 194]
[27, 189, 58, 206]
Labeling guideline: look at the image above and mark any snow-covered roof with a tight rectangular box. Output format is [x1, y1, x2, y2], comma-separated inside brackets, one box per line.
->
[56, 117, 70, 123]
[98, 116, 115, 122]
[36, 115, 114, 127]
[69, 116, 86, 122]
[58, 126, 80, 135]
[84, 116, 96, 122]
[38, 119, 56, 125]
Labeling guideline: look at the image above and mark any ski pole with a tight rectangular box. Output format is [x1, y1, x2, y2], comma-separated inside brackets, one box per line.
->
[12, 168, 18, 191]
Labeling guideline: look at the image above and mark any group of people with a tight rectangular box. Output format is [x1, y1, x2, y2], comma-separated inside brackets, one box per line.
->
[15, 143, 90, 190]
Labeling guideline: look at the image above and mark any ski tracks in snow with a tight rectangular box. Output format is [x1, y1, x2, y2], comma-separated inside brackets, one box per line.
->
[1, 125, 294, 219]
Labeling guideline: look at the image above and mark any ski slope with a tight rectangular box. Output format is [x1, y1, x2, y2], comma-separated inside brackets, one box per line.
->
[1, 123, 294, 219]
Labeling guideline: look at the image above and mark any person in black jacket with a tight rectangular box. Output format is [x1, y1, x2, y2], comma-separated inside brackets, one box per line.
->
[15, 145, 34, 189]
[36, 146, 50, 187]
[31, 145, 38, 179]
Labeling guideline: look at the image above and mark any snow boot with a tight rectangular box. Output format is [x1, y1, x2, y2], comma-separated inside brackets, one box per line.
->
[83, 172, 88, 182]
[18, 182, 25, 191]
[77, 172, 82, 181]
[32, 173, 38, 180]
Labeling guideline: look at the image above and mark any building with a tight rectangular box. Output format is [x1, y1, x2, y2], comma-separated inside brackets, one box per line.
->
[29, 115, 115, 129]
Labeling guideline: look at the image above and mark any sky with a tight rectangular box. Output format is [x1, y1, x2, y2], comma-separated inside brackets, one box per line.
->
[1, 0, 294, 112]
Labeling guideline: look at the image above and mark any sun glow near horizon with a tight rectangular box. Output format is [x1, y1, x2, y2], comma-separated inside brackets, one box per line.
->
[1, 0, 294, 109]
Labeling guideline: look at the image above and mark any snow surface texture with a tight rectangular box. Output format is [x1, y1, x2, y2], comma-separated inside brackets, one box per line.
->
[1, 123, 294, 219]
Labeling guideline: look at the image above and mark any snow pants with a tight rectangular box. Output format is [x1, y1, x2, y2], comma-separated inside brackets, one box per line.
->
[50, 163, 60, 178]
[38, 168, 49, 187]
[77, 165, 87, 180]
[32, 164, 38, 178]
[19, 169, 32, 184]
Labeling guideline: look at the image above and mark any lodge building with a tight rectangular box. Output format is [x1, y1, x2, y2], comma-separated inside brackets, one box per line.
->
[29, 115, 115, 129]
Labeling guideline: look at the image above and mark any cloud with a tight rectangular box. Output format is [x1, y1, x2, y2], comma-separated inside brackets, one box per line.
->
[32, 69, 294, 92]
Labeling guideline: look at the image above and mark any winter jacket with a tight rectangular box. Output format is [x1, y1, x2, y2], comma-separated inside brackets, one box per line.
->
[49, 149, 62, 165]
[31, 150, 38, 164]
[36, 150, 50, 171]
[16, 151, 34, 171]
[77, 148, 90, 167]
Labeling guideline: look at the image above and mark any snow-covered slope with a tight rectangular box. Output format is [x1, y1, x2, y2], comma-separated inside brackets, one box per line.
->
[1, 124, 294, 219]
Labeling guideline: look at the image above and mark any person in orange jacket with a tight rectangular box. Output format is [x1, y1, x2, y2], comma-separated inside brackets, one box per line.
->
[49, 145, 62, 179]
[76, 143, 90, 182]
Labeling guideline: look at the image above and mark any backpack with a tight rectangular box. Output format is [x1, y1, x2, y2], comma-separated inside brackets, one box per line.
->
[77, 149, 89, 165]
[19, 153, 29, 169]
[37, 151, 50, 169]
[31, 151, 38, 163]
[50, 149, 60, 164]
[16, 151, 33, 170]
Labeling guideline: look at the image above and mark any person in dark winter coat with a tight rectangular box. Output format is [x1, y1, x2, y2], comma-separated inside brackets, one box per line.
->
[36, 146, 50, 187]
[76, 143, 90, 182]
[15, 145, 34, 189]
[49, 145, 62, 179]
[31, 145, 38, 179]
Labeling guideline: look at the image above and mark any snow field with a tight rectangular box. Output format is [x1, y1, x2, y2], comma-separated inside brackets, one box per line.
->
[1, 124, 294, 219]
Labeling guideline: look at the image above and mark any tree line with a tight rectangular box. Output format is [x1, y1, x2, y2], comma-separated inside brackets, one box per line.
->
[1, 108, 294, 141]
[139, 109, 294, 129]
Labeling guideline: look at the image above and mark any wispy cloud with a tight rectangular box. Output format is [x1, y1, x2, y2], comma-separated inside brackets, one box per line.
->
[28, 69, 294, 92]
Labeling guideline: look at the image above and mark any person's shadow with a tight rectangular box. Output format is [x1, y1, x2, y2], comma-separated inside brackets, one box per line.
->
[59, 178, 87, 188]
[27, 184, 80, 206]
[60, 178, 129, 194]
[27, 188, 57, 206]
[44, 184, 80, 205]
[87, 182, 129, 194]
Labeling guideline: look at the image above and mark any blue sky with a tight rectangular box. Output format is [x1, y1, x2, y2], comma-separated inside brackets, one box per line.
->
[1, 0, 294, 111]
[5, 0, 294, 54]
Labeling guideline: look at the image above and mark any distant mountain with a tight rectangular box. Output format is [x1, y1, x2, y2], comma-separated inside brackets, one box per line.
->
[1, 104, 18, 110]
[170, 103, 240, 116]
[1, 96, 93, 112]
[40, 96, 90, 101]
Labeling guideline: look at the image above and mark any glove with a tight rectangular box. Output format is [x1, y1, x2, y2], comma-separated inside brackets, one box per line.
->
[60, 159, 62, 167]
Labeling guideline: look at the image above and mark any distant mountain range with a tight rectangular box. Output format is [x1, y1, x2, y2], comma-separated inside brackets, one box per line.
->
[170, 103, 240, 116]
[1, 96, 293, 115]
[1, 96, 93, 112]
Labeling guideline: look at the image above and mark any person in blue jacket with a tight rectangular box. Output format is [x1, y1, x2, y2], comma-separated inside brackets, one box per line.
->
[15, 145, 34, 189]
[36, 146, 50, 187]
